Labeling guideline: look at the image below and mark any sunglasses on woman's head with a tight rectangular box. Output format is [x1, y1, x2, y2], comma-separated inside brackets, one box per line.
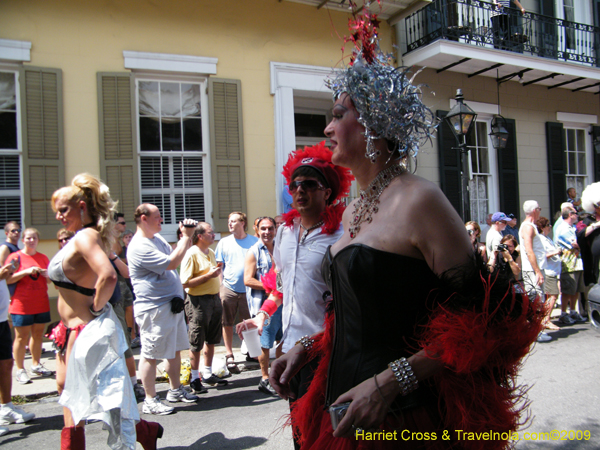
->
[289, 179, 325, 194]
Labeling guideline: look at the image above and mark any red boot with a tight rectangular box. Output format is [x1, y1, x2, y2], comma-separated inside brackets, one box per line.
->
[61, 426, 85, 450]
[136, 419, 164, 450]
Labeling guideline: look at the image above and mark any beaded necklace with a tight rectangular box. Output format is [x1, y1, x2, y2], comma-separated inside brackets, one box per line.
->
[300, 220, 324, 244]
[348, 164, 406, 239]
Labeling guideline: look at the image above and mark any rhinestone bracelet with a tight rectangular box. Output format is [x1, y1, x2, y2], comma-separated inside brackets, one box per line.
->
[295, 335, 315, 352]
[256, 310, 271, 327]
[388, 357, 419, 396]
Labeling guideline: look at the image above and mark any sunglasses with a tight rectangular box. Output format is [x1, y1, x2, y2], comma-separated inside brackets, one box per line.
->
[289, 180, 325, 193]
[58, 237, 71, 244]
[10, 229, 21, 233]
[117, 221, 126, 225]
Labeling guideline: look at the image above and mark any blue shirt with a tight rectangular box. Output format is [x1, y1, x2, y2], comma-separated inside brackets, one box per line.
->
[215, 234, 258, 293]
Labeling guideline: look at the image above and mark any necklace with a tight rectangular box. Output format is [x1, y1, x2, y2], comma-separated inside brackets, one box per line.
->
[300, 220, 324, 244]
[348, 164, 406, 239]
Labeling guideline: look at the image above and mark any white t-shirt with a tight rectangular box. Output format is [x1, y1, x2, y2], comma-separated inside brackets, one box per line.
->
[486, 228, 503, 258]
[127, 233, 184, 315]
[0, 280, 9, 322]
[274, 217, 343, 353]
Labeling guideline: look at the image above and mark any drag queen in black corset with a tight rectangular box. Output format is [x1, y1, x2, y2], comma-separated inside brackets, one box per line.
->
[268, 10, 544, 450]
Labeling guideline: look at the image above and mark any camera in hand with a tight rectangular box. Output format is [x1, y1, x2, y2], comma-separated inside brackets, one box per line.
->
[329, 402, 350, 431]
[496, 244, 509, 252]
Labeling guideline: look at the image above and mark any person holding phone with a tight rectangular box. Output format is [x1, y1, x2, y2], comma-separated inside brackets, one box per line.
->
[5, 228, 52, 384]
[267, 13, 543, 449]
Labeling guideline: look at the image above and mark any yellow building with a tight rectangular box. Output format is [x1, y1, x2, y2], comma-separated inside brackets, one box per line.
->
[0, 0, 396, 247]
[2, 0, 600, 243]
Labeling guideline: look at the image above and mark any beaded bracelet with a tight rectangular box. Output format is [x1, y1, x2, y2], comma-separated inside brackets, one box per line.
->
[295, 335, 315, 352]
[388, 357, 419, 396]
[256, 310, 271, 327]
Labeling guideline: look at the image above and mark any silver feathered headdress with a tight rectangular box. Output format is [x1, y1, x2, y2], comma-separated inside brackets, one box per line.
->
[326, 9, 438, 163]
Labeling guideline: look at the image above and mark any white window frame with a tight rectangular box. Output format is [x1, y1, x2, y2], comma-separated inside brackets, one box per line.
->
[0, 64, 24, 227]
[556, 112, 596, 204]
[562, 123, 592, 195]
[271, 62, 339, 213]
[133, 72, 213, 240]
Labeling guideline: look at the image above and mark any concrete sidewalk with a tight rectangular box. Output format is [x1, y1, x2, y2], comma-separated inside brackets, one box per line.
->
[11, 332, 260, 401]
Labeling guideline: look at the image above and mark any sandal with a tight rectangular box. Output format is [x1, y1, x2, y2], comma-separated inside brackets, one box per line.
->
[226, 354, 240, 374]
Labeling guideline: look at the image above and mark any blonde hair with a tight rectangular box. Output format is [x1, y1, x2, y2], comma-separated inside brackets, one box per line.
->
[51, 173, 117, 253]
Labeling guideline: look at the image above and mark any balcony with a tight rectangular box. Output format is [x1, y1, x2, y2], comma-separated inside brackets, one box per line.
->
[402, 0, 600, 92]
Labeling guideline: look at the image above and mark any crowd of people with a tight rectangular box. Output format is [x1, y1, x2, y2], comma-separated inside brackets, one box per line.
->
[469, 188, 595, 344]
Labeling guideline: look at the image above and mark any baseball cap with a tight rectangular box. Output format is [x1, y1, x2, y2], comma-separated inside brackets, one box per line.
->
[491, 212, 510, 223]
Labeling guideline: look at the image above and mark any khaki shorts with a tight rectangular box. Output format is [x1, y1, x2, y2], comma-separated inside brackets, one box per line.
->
[560, 270, 585, 295]
[220, 286, 250, 327]
[135, 302, 189, 360]
[543, 274, 560, 296]
[522, 271, 544, 301]
[185, 293, 222, 352]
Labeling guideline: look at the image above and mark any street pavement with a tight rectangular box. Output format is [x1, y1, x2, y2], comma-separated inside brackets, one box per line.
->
[1, 319, 598, 449]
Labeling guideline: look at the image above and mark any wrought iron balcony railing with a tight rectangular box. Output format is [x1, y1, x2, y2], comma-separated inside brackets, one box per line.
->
[404, 0, 600, 67]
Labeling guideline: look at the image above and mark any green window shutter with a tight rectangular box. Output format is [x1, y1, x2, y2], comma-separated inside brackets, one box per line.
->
[208, 78, 246, 233]
[20, 66, 65, 240]
[546, 122, 566, 220]
[436, 110, 462, 214]
[497, 118, 520, 221]
[97, 73, 139, 223]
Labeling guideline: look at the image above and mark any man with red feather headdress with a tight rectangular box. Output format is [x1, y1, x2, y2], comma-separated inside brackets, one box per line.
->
[237, 141, 353, 419]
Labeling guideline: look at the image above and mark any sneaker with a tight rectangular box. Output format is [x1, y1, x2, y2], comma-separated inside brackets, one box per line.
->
[15, 369, 31, 385]
[536, 332, 552, 342]
[559, 312, 575, 325]
[0, 426, 8, 437]
[130, 337, 141, 349]
[202, 374, 228, 387]
[166, 385, 199, 403]
[0, 403, 35, 424]
[569, 311, 587, 323]
[142, 397, 174, 416]
[133, 383, 146, 401]
[190, 378, 208, 394]
[258, 378, 278, 396]
[30, 363, 54, 377]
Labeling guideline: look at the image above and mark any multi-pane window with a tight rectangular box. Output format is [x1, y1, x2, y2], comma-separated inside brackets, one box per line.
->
[564, 128, 587, 197]
[466, 121, 491, 225]
[0, 71, 22, 226]
[137, 80, 207, 224]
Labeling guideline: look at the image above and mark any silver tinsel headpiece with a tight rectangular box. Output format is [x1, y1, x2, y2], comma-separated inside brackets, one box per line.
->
[326, 17, 438, 163]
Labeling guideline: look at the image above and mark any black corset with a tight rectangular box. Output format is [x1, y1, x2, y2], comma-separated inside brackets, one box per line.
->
[322, 244, 440, 408]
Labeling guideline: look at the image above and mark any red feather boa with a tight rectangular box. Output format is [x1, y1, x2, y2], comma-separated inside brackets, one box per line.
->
[288, 269, 544, 450]
[282, 203, 345, 236]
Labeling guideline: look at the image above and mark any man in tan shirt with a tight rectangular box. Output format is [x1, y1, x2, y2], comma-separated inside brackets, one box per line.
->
[180, 222, 228, 394]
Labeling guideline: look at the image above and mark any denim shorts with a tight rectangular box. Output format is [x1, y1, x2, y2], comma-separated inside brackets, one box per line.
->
[11, 311, 51, 327]
[260, 305, 283, 349]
